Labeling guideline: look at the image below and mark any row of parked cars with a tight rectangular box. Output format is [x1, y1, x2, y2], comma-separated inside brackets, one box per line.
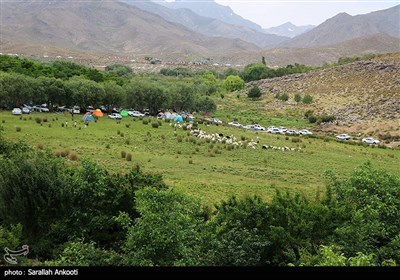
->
[336, 134, 380, 144]
[12, 104, 49, 115]
[228, 121, 314, 136]
[227, 121, 380, 145]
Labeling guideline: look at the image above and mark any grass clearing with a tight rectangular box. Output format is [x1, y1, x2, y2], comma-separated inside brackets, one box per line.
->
[1, 112, 399, 206]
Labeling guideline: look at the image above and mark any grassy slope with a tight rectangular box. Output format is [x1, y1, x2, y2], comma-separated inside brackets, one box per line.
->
[1, 112, 399, 206]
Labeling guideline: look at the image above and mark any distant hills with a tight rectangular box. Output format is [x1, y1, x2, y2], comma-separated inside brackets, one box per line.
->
[284, 5, 400, 47]
[157, 0, 263, 31]
[1, 1, 399, 65]
[264, 22, 315, 38]
[122, 0, 288, 48]
[1, 1, 260, 56]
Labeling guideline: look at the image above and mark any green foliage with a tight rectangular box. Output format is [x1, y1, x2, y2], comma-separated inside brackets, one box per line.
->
[294, 93, 302, 103]
[247, 86, 262, 99]
[0, 145, 166, 260]
[45, 240, 118, 266]
[124, 188, 205, 266]
[299, 245, 378, 266]
[241, 63, 316, 82]
[0, 224, 24, 250]
[275, 92, 289, 102]
[302, 94, 313, 104]
[206, 196, 270, 265]
[222, 75, 245, 92]
[332, 163, 400, 263]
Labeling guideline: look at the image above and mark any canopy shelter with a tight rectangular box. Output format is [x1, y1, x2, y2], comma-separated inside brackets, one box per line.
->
[92, 109, 103, 117]
[120, 110, 129, 117]
[173, 115, 183, 123]
[83, 113, 94, 122]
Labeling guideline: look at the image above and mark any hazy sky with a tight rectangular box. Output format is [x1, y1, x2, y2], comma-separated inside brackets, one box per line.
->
[214, 0, 399, 28]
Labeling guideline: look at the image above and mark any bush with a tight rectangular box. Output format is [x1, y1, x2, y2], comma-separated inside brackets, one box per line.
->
[308, 115, 317, 123]
[142, 119, 149, 125]
[69, 152, 79, 161]
[121, 151, 127, 158]
[291, 137, 301, 143]
[318, 115, 335, 124]
[105, 144, 110, 149]
[42, 118, 48, 123]
[126, 153, 132, 161]
[177, 136, 183, 143]
[279, 92, 289, 101]
[248, 86, 262, 99]
[303, 94, 313, 104]
[60, 150, 69, 157]
[151, 122, 159, 128]
[16, 127, 21, 132]
[189, 159, 193, 164]
[1, 120, 5, 123]
[125, 124, 130, 128]
[294, 93, 302, 103]
[35, 118, 42, 124]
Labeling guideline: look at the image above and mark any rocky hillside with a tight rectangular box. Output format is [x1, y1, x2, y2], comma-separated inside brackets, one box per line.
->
[249, 53, 400, 136]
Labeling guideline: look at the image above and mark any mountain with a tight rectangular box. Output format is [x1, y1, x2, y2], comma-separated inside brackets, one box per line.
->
[123, 0, 289, 48]
[285, 5, 400, 47]
[158, 0, 263, 31]
[1, 0, 260, 57]
[264, 22, 315, 38]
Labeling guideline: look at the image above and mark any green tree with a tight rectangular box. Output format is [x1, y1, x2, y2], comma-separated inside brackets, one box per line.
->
[66, 78, 105, 109]
[222, 75, 245, 92]
[262, 56, 266, 65]
[102, 81, 126, 113]
[124, 188, 205, 266]
[332, 163, 400, 263]
[206, 196, 270, 266]
[195, 96, 217, 113]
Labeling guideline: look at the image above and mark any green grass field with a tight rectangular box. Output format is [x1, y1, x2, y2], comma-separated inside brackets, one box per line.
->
[1, 111, 399, 206]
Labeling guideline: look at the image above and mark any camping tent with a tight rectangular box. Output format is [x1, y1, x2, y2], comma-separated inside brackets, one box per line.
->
[120, 110, 129, 117]
[83, 113, 94, 122]
[173, 115, 183, 123]
[164, 112, 173, 119]
[92, 109, 103, 117]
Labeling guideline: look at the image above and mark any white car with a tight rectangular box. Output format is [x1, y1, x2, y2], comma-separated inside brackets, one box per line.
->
[299, 129, 313, 135]
[108, 113, 122, 120]
[269, 127, 281, 134]
[128, 110, 145, 117]
[252, 124, 265, 131]
[228, 121, 242, 128]
[362, 137, 380, 145]
[212, 118, 223, 124]
[336, 134, 351, 140]
[243, 124, 265, 131]
[21, 107, 31, 114]
[12, 108, 22, 115]
[286, 130, 298, 135]
[279, 126, 287, 133]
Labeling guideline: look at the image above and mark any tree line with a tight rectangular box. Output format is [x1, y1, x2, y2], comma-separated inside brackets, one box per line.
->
[0, 56, 217, 114]
[0, 132, 398, 266]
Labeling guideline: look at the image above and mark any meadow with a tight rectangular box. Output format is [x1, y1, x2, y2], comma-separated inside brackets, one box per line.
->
[1, 111, 399, 206]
